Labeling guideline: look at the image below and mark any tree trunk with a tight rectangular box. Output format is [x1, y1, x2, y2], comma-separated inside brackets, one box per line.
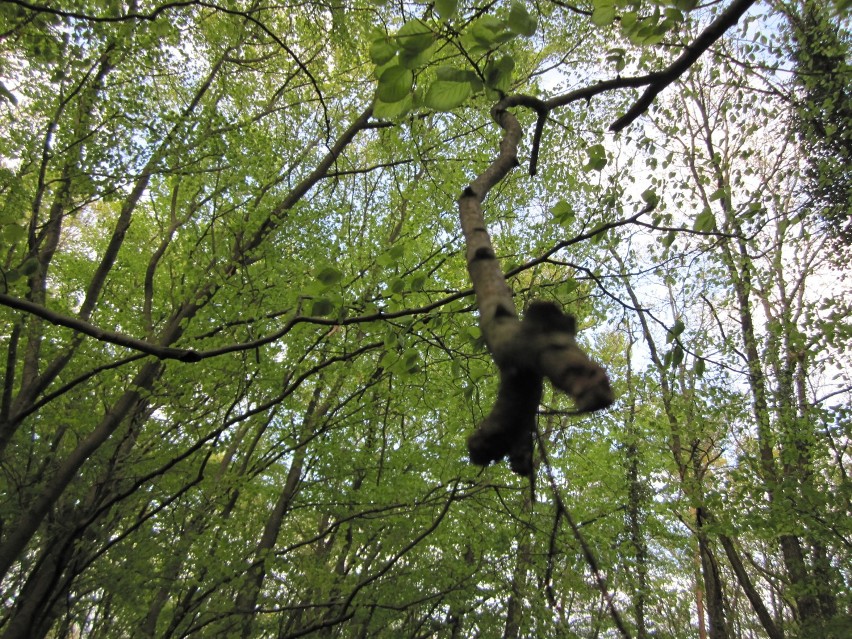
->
[696, 509, 730, 639]
[504, 493, 533, 639]
[718, 534, 784, 639]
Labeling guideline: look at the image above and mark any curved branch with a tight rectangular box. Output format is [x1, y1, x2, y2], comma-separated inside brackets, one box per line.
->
[507, 0, 759, 174]
[609, 0, 759, 132]
[0, 293, 203, 362]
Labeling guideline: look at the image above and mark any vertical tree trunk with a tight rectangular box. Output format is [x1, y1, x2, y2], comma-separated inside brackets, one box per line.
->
[718, 534, 784, 639]
[504, 498, 533, 639]
[623, 332, 649, 639]
[696, 509, 730, 639]
[236, 444, 307, 638]
[694, 539, 708, 639]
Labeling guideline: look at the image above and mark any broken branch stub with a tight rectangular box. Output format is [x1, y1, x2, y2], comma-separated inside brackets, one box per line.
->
[467, 302, 614, 475]
[524, 301, 614, 413]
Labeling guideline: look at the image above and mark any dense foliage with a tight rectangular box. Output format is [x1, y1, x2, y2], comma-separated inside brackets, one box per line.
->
[0, 1, 849, 638]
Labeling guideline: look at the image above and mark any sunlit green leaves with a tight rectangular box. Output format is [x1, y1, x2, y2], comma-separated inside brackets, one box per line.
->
[368, 2, 540, 113]
[377, 64, 414, 102]
[590, 0, 688, 44]
[425, 79, 471, 111]
[507, 1, 537, 37]
[4, 3, 844, 638]
[484, 54, 515, 92]
[434, 0, 458, 21]
[583, 144, 608, 171]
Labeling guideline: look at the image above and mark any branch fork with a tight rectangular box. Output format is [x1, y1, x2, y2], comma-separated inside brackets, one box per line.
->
[459, 101, 613, 476]
[467, 302, 613, 476]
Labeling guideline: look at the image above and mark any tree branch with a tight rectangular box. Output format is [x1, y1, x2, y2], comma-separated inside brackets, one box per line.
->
[459, 98, 614, 475]
[609, 0, 759, 132]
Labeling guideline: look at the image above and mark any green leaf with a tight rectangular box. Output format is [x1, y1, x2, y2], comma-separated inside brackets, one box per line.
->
[1, 224, 26, 244]
[551, 199, 575, 227]
[378, 350, 397, 370]
[435, 66, 467, 82]
[370, 38, 397, 65]
[673, 0, 699, 10]
[373, 94, 413, 119]
[507, 2, 537, 37]
[641, 188, 659, 208]
[389, 277, 406, 294]
[470, 15, 507, 47]
[709, 187, 727, 202]
[484, 55, 515, 92]
[401, 349, 420, 374]
[316, 266, 343, 286]
[424, 79, 471, 111]
[592, 4, 616, 27]
[435, 0, 458, 20]
[436, 66, 484, 93]
[397, 19, 433, 53]
[311, 298, 335, 316]
[620, 10, 637, 31]
[583, 144, 607, 171]
[377, 65, 414, 103]
[667, 319, 685, 342]
[399, 42, 435, 69]
[606, 48, 626, 72]
[693, 209, 716, 232]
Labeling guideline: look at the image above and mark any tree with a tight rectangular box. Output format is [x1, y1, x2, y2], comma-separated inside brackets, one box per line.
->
[781, 0, 852, 246]
[0, 1, 848, 637]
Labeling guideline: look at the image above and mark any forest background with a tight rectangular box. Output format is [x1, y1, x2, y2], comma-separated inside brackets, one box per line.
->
[0, 0, 850, 638]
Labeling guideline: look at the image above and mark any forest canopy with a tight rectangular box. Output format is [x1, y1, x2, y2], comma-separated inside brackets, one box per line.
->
[0, 1, 850, 638]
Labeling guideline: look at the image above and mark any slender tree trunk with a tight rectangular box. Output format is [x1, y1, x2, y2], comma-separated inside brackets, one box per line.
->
[504, 492, 533, 639]
[623, 331, 649, 639]
[718, 534, 784, 639]
[692, 92, 827, 628]
[696, 509, 730, 639]
[236, 444, 307, 638]
[695, 538, 708, 639]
